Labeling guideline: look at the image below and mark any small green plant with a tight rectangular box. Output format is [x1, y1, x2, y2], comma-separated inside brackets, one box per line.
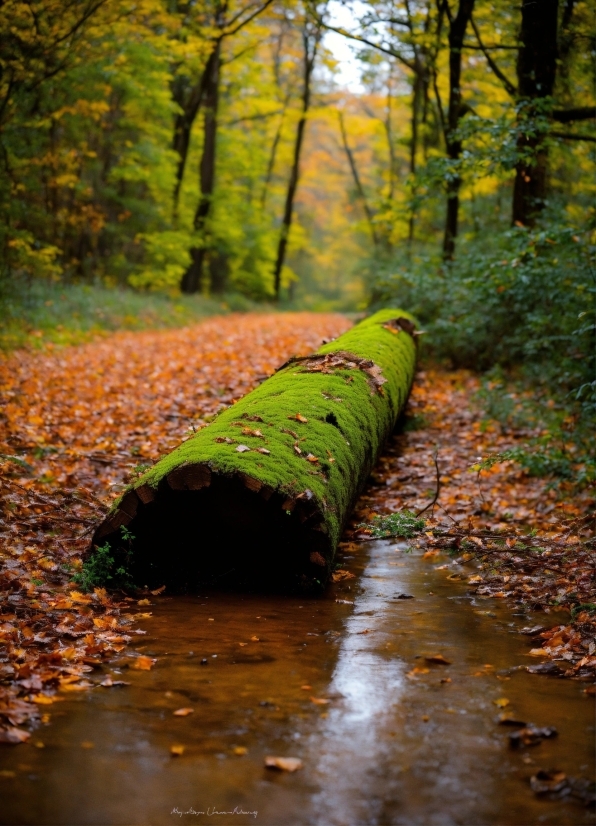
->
[571, 603, 596, 620]
[130, 463, 151, 477]
[73, 526, 135, 591]
[358, 509, 426, 539]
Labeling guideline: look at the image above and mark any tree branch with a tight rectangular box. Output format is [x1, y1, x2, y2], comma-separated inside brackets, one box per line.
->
[552, 106, 596, 123]
[551, 130, 596, 142]
[224, 0, 275, 37]
[470, 14, 516, 97]
[315, 20, 416, 72]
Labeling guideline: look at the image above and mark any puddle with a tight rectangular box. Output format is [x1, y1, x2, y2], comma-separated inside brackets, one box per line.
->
[1, 542, 593, 825]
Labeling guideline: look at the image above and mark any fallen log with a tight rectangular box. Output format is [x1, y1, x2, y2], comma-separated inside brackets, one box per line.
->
[90, 309, 418, 590]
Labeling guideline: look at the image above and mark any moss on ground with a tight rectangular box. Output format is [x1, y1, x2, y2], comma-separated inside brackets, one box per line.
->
[94, 309, 417, 584]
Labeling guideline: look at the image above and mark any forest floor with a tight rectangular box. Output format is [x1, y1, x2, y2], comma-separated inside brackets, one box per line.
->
[0, 312, 594, 745]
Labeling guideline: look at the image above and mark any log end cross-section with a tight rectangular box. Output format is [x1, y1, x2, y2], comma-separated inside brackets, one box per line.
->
[90, 309, 418, 591]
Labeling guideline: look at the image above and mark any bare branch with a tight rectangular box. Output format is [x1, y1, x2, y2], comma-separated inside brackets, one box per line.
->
[470, 14, 516, 97]
[552, 106, 596, 123]
[550, 130, 596, 142]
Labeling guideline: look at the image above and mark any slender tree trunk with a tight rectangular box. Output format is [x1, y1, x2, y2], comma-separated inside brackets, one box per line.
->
[272, 24, 319, 301]
[261, 99, 289, 209]
[181, 39, 222, 295]
[171, 57, 215, 223]
[511, 0, 559, 227]
[338, 112, 378, 248]
[442, 0, 475, 260]
[408, 67, 422, 245]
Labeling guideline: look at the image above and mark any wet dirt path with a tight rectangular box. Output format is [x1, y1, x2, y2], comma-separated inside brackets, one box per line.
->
[1, 542, 593, 826]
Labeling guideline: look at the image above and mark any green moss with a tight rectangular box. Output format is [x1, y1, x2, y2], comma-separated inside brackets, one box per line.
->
[95, 310, 417, 584]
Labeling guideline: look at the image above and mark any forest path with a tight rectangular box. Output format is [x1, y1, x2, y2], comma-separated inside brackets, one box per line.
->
[0, 313, 594, 821]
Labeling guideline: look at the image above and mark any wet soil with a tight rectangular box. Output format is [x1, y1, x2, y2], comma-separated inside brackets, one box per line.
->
[1, 542, 593, 826]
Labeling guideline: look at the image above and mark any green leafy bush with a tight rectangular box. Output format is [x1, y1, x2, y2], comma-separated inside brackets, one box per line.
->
[358, 510, 426, 539]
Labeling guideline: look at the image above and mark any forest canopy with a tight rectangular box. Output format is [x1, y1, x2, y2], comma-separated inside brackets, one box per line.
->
[0, 0, 594, 427]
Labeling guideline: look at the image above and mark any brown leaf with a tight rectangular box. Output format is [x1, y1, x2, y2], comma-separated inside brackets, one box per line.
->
[424, 654, 451, 665]
[264, 756, 303, 772]
[0, 727, 31, 744]
[331, 569, 355, 582]
[173, 708, 194, 717]
[131, 656, 155, 671]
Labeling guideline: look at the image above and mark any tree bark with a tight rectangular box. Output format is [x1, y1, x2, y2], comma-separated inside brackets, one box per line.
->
[91, 310, 418, 591]
[171, 55, 216, 223]
[272, 23, 319, 301]
[511, 0, 559, 227]
[338, 112, 378, 248]
[442, 0, 476, 260]
[181, 39, 222, 295]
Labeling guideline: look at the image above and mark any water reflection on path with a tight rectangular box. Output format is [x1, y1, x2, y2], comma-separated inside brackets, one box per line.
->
[0, 542, 593, 826]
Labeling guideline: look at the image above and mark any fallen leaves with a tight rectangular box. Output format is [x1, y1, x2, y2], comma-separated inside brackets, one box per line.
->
[331, 569, 355, 582]
[170, 745, 185, 757]
[310, 696, 330, 705]
[0, 727, 31, 744]
[173, 708, 194, 717]
[493, 698, 510, 708]
[509, 725, 557, 748]
[0, 313, 351, 743]
[131, 656, 155, 671]
[349, 367, 595, 680]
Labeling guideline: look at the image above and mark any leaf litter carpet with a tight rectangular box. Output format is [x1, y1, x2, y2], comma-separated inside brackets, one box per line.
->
[0, 313, 593, 743]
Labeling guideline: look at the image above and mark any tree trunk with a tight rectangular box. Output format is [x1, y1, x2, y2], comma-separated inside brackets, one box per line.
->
[181, 39, 222, 295]
[91, 310, 418, 591]
[442, 0, 475, 260]
[272, 24, 319, 301]
[511, 0, 558, 227]
[171, 55, 215, 222]
[338, 112, 378, 248]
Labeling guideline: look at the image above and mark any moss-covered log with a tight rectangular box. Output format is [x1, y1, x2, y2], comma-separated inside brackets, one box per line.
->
[91, 310, 418, 590]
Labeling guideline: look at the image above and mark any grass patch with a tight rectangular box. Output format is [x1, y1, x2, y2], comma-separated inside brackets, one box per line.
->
[0, 277, 263, 351]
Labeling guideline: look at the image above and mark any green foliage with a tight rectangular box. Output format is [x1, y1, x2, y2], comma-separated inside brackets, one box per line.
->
[0, 277, 259, 350]
[74, 527, 135, 591]
[371, 220, 594, 387]
[358, 509, 426, 539]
